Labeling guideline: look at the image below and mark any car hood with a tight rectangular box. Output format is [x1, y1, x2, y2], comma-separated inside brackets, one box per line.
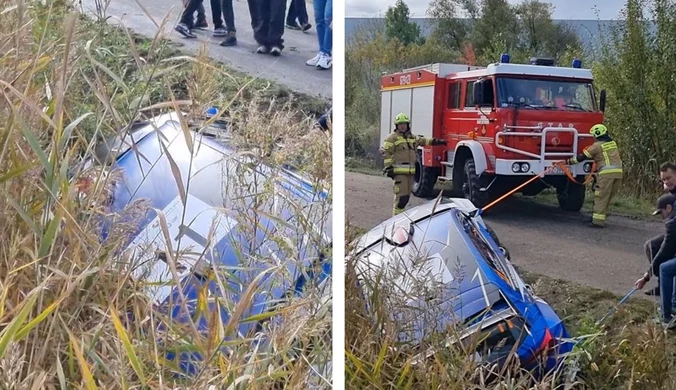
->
[101, 114, 332, 337]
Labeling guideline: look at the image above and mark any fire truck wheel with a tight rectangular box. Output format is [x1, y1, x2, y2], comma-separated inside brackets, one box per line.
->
[412, 152, 439, 198]
[462, 158, 488, 208]
[557, 180, 586, 212]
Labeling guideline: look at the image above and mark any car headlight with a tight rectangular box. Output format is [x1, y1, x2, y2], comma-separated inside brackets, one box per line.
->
[520, 163, 530, 173]
[583, 162, 592, 173]
[512, 163, 521, 173]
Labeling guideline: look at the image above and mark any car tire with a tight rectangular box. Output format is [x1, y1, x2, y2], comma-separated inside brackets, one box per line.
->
[557, 179, 585, 212]
[462, 158, 488, 208]
[412, 151, 439, 198]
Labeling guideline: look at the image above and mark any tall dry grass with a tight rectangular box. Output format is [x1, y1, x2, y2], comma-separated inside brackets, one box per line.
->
[0, 0, 332, 388]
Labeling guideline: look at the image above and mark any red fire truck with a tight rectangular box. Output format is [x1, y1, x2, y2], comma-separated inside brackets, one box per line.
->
[379, 55, 607, 212]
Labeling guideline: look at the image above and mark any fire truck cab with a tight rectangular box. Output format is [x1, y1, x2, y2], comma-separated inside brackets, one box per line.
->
[379, 55, 607, 212]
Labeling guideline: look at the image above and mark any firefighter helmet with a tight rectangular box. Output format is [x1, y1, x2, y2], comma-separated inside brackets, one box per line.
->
[589, 124, 608, 138]
[394, 113, 410, 125]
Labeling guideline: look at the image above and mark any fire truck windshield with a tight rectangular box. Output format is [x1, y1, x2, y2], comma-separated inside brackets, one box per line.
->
[496, 77, 596, 112]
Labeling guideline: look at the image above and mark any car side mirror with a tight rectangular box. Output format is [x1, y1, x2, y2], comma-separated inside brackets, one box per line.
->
[599, 89, 606, 112]
[473, 81, 484, 107]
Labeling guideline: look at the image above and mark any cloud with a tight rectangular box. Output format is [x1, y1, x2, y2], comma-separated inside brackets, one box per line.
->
[345, 0, 625, 19]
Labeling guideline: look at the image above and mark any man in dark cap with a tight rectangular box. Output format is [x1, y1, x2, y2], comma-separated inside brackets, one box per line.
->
[635, 193, 676, 328]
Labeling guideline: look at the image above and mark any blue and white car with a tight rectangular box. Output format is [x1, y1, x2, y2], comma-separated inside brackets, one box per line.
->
[352, 198, 572, 377]
[89, 112, 332, 377]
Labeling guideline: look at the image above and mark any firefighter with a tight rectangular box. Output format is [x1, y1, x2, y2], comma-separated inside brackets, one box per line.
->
[382, 113, 447, 216]
[562, 123, 623, 228]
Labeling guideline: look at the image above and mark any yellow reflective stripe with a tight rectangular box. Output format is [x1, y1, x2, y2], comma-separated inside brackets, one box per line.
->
[394, 137, 416, 147]
[592, 213, 606, 220]
[598, 168, 623, 175]
[583, 148, 592, 158]
[594, 191, 600, 196]
[423, 137, 432, 146]
[601, 141, 617, 167]
[570, 157, 579, 164]
[383, 141, 394, 150]
[393, 167, 415, 174]
[383, 158, 393, 165]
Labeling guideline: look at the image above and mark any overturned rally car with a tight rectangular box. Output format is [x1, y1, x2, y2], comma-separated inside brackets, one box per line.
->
[352, 198, 572, 376]
[87, 112, 332, 376]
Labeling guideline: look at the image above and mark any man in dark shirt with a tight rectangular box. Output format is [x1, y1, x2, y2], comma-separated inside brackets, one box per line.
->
[644, 162, 676, 296]
[635, 193, 676, 328]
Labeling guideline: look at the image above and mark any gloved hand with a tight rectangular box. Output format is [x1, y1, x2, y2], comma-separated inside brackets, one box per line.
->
[384, 167, 395, 179]
[431, 138, 448, 146]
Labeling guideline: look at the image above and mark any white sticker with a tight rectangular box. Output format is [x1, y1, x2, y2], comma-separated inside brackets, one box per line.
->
[127, 193, 238, 304]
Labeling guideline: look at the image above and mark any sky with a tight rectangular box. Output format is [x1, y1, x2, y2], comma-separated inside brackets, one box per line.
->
[345, 0, 625, 20]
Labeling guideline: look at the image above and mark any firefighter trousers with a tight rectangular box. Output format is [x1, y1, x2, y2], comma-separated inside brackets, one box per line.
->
[592, 175, 623, 226]
[393, 174, 413, 216]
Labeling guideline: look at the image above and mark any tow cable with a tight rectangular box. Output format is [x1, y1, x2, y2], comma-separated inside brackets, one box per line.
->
[475, 160, 597, 214]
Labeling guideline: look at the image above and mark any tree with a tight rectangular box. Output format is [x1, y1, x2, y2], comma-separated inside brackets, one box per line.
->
[427, 0, 582, 65]
[384, 0, 423, 45]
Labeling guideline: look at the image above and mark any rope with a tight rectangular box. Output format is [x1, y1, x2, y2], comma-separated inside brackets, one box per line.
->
[481, 160, 597, 213]
[554, 160, 597, 186]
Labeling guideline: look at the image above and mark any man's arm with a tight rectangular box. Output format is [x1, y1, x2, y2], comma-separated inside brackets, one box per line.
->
[566, 145, 595, 165]
[416, 135, 447, 147]
[382, 136, 395, 178]
[650, 220, 676, 277]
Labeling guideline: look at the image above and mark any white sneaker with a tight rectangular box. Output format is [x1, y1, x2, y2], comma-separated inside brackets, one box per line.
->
[316, 53, 332, 70]
[306, 53, 322, 66]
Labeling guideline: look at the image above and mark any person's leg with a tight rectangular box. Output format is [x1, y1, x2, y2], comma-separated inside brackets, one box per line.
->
[268, 0, 286, 53]
[306, 0, 327, 66]
[210, 0, 224, 28]
[313, 0, 326, 51]
[286, 0, 299, 27]
[393, 175, 411, 216]
[177, 0, 202, 37]
[322, 0, 332, 55]
[195, 3, 208, 27]
[180, 0, 202, 27]
[219, 0, 238, 46]
[591, 175, 612, 227]
[247, 0, 268, 49]
[296, 0, 310, 27]
[659, 258, 676, 323]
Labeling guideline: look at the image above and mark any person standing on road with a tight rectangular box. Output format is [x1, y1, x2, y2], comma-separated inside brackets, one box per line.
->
[634, 193, 676, 329]
[285, 0, 311, 32]
[643, 162, 676, 297]
[247, 0, 286, 56]
[382, 113, 447, 216]
[563, 123, 623, 228]
[176, 0, 229, 39]
[306, 0, 332, 70]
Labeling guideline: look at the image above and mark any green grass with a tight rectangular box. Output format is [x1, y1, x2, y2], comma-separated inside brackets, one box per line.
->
[520, 188, 655, 219]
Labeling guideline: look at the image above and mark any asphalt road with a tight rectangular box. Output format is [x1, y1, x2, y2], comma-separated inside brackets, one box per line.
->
[78, 0, 332, 99]
[347, 171, 665, 296]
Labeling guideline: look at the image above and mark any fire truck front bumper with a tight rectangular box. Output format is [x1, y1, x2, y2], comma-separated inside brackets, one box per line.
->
[494, 159, 594, 176]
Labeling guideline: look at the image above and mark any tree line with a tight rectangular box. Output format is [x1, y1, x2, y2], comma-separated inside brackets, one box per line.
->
[346, 0, 676, 198]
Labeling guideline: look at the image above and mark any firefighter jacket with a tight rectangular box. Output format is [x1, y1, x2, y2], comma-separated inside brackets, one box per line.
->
[568, 136, 623, 179]
[382, 131, 435, 175]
